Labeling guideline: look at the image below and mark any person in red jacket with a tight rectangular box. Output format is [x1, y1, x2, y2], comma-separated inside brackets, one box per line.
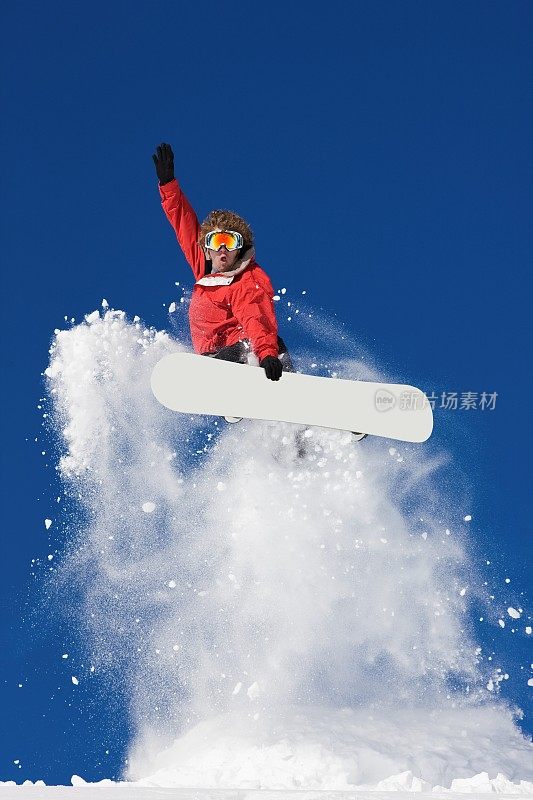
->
[152, 143, 293, 381]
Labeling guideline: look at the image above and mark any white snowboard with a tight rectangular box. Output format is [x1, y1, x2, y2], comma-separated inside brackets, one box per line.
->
[151, 353, 433, 443]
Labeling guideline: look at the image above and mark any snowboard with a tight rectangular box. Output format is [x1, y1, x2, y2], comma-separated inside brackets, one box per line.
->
[151, 353, 433, 443]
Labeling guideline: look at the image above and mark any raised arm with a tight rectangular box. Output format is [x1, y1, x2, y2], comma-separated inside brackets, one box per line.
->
[152, 143, 205, 281]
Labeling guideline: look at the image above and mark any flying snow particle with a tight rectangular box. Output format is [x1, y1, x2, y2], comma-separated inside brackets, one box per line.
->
[71, 676, 79, 685]
[167, 581, 176, 589]
[464, 515, 472, 522]
[102, 299, 109, 309]
[526, 626, 532, 635]
[247, 681, 261, 700]
[232, 682, 242, 695]
[507, 607, 521, 619]
[62, 654, 68, 659]
[44, 519, 52, 530]
[498, 620, 505, 628]
[168, 302, 176, 313]
[528, 679, 533, 687]
[142, 502, 156, 513]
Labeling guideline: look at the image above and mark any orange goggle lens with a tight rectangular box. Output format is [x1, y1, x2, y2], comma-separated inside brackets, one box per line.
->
[205, 230, 243, 251]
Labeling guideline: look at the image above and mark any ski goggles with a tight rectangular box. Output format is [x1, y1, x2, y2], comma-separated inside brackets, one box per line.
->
[204, 230, 243, 251]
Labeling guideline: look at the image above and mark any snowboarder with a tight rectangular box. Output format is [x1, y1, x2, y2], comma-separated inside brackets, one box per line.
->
[152, 143, 294, 385]
[152, 143, 367, 442]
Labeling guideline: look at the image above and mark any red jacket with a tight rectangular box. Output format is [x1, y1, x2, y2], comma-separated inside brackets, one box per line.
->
[159, 179, 279, 360]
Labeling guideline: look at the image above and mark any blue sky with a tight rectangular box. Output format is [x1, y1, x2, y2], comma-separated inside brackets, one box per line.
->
[1, 0, 532, 786]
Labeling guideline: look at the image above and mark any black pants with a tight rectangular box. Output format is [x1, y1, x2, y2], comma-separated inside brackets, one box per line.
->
[202, 336, 295, 373]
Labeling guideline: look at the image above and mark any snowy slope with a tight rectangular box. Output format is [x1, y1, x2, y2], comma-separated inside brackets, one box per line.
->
[1, 780, 533, 798]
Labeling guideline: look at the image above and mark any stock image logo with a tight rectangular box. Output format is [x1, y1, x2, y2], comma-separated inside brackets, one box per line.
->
[373, 388, 499, 412]
[375, 388, 397, 411]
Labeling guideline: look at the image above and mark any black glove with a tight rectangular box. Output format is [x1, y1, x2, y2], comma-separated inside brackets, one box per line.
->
[260, 356, 283, 381]
[152, 143, 175, 185]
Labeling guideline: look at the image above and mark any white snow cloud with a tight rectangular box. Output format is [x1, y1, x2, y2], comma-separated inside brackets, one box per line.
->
[44, 307, 532, 793]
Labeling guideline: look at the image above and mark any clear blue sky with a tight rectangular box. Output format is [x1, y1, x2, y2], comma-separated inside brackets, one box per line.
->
[1, 0, 531, 785]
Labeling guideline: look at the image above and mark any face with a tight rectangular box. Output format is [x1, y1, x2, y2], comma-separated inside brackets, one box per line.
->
[206, 229, 242, 272]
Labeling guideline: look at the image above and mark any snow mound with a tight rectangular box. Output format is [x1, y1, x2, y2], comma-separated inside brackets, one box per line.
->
[130, 705, 533, 792]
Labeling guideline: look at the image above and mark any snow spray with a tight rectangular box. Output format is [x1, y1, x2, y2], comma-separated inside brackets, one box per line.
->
[44, 303, 533, 791]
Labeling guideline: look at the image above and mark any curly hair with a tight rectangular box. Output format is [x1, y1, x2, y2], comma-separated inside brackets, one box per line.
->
[198, 209, 254, 251]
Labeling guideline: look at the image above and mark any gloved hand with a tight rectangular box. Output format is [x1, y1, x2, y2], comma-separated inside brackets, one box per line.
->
[260, 356, 283, 381]
[152, 143, 175, 185]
